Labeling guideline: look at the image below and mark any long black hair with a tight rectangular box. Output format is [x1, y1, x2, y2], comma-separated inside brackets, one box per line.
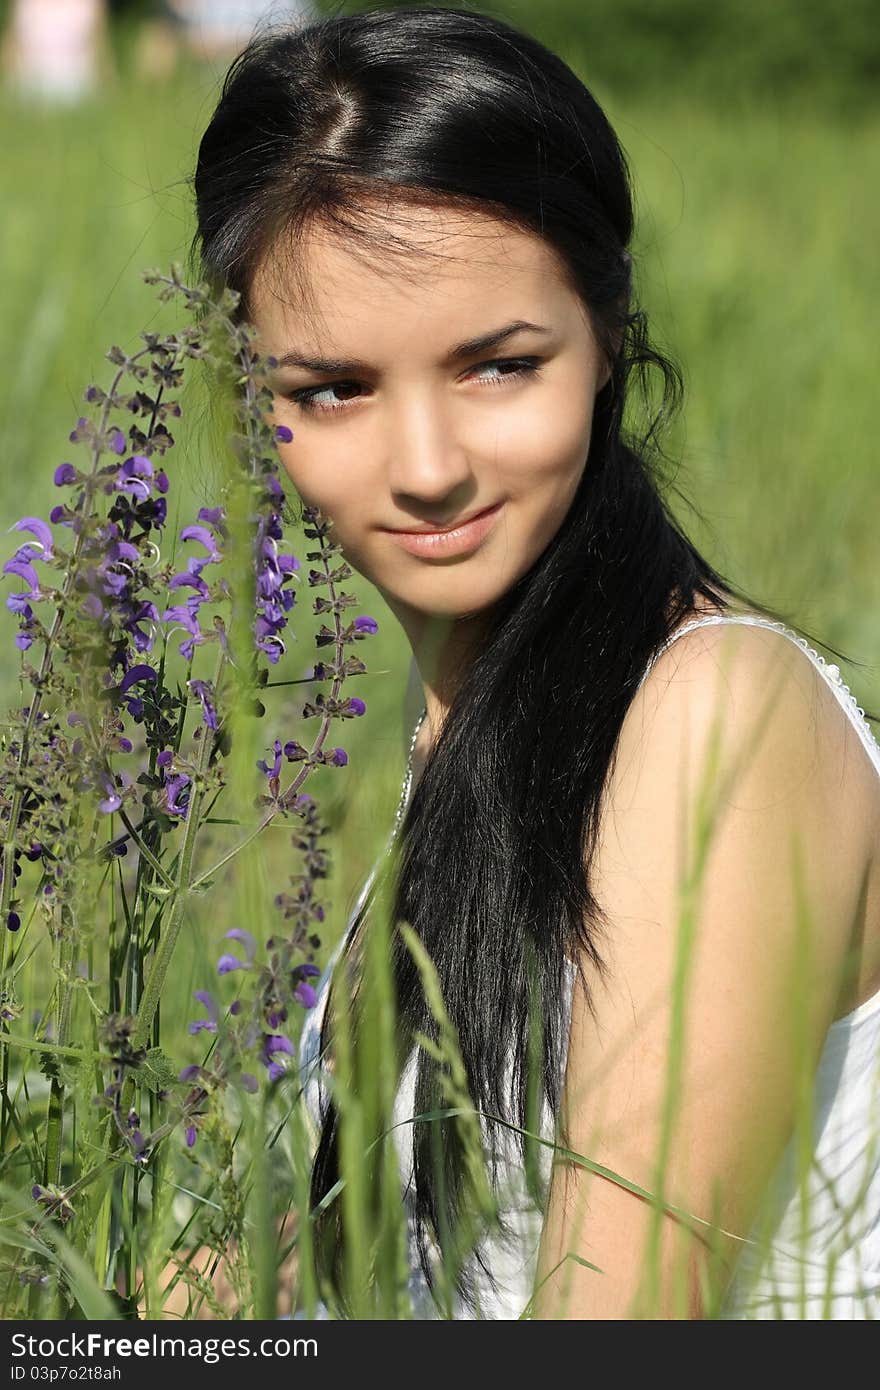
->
[193, 5, 868, 1316]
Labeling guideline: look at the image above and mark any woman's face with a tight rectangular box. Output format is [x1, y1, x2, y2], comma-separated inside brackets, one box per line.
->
[250, 203, 610, 627]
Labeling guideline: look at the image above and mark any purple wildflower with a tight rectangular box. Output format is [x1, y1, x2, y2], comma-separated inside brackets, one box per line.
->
[188, 990, 218, 1035]
[226, 928, 257, 955]
[2, 553, 45, 644]
[216, 954, 243, 975]
[161, 514, 225, 658]
[261, 1033, 295, 1083]
[217, 927, 257, 976]
[2, 557, 40, 589]
[293, 962, 321, 1010]
[197, 505, 226, 531]
[97, 769, 134, 815]
[179, 524, 222, 564]
[10, 518, 54, 556]
[178, 1064, 206, 1084]
[115, 455, 154, 502]
[160, 600, 203, 661]
[118, 664, 158, 695]
[129, 1130, 149, 1164]
[80, 593, 104, 622]
[163, 773, 191, 820]
[188, 678, 218, 732]
[257, 740, 283, 781]
[252, 496, 299, 664]
[118, 664, 158, 721]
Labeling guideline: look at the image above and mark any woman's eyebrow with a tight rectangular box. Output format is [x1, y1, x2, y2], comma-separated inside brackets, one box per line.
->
[274, 319, 551, 373]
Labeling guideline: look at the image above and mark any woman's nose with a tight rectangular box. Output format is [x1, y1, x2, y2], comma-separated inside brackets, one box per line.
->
[383, 389, 474, 504]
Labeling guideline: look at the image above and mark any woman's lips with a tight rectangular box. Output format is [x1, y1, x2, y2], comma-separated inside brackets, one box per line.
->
[383, 501, 504, 558]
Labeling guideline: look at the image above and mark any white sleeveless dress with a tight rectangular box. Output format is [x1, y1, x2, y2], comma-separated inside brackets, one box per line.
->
[296, 614, 880, 1319]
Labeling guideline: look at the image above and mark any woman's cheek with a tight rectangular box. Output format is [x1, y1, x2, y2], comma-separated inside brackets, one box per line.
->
[277, 458, 363, 559]
[275, 444, 302, 493]
[275, 447, 327, 513]
[489, 384, 591, 477]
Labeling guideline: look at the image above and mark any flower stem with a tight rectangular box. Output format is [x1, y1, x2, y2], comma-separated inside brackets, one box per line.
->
[117, 810, 175, 891]
[44, 805, 100, 1186]
[190, 511, 351, 891]
[131, 651, 222, 1051]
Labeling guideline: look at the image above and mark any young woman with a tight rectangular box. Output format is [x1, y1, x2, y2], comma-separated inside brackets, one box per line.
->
[193, 7, 880, 1318]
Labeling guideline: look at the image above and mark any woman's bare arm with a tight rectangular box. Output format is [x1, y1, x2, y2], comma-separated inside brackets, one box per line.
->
[534, 621, 876, 1319]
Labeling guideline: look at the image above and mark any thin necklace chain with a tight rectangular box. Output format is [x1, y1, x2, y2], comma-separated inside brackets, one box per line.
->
[392, 705, 428, 838]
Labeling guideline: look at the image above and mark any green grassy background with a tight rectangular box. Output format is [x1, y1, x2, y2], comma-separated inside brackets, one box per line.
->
[1, 18, 878, 1071]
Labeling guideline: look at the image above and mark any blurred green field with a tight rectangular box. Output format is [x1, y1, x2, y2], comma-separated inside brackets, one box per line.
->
[1, 46, 879, 1068]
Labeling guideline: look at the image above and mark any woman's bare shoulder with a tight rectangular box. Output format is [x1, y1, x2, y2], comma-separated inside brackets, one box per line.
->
[594, 602, 880, 1022]
[622, 604, 880, 858]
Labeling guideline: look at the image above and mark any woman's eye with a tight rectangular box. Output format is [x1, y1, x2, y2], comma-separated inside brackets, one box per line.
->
[284, 356, 542, 416]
